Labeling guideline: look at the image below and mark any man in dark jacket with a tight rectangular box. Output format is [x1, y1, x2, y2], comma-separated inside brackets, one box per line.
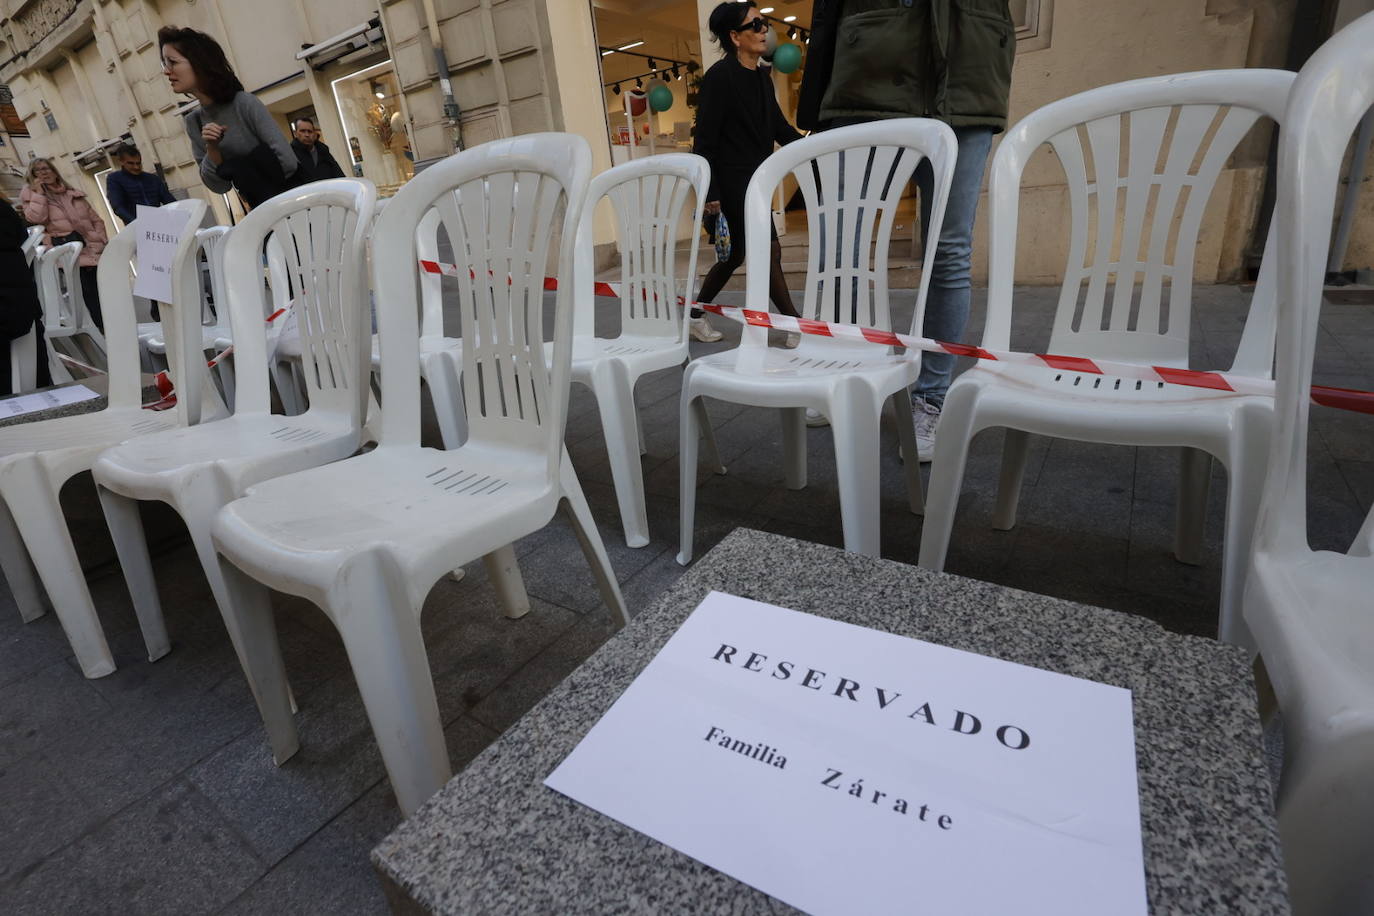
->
[105, 144, 176, 227]
[798, 0, 1015, 459]
[290, 117, 346, 184]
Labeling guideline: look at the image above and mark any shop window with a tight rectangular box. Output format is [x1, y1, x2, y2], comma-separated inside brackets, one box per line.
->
[331, 61, 414, 196]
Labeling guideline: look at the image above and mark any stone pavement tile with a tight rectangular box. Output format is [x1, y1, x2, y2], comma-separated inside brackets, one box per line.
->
[0, 608, 72, 689]
[0, 658, 110, 769]
[641, 452, 774, 515]
[0, 751, 103, 884]
[467, 608, 621, 735]
[0, 779, 264, 916]
[996, 522, 1131, 604]
[1128, 441, 1229, 514]
[187, 675, 390, 866]
[1015, 440, 1137, 539]
[1303, 448, 1369, 553]
[422, 594, 580, 724]
[41, 655, 262, 819]
[1312, 405, 1374, 463]
[1124, 497, 1223, 608]
[619, 545, 692, 614]
[1336, 458, 1373, 514]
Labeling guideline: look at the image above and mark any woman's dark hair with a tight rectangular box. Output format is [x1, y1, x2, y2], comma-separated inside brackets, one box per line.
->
[708, 1, 756, 56]
[157, 26, 244, 104]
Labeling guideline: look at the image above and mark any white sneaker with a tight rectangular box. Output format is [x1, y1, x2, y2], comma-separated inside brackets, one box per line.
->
[805, 408, 829, 427]
[689, 316, 724, 342]
[911, 397, 940, 462]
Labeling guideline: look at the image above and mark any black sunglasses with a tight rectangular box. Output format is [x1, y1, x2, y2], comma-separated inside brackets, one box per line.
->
[733, 19, 769, 34]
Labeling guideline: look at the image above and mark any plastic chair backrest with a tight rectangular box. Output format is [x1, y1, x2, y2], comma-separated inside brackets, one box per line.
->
[21, 225, 43, 266]
[986, 70, 1294, 370]
[371, 133, 592, 477]
[221, 179, 377, 420]
[36, 241, 85, 331]
[1261, 13, 1374, 559]
[573, 154, 709, 343]
[742, 119, 956, 348]
[194, 225, 231, 325]
[416, 207, 445, 337]
[96, 198, 208, 418]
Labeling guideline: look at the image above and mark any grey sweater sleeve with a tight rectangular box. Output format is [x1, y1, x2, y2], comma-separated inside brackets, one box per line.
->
[185, 108, 232, 193]
[184, 93, 298, 194]
[233, 92, 299, 180]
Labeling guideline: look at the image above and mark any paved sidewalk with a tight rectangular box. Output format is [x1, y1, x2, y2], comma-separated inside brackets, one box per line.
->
[1, 285, 1369, 914]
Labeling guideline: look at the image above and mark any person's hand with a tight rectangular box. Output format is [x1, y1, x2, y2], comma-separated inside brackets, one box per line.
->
[201, 122, 226, 148]
[705, 200, 721, 215]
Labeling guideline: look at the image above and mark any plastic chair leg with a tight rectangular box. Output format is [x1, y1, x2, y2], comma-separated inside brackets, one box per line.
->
[328, 555, 451, 817]
[215, 554, 300, 765]
[677, 391, 702, 566]
[421, 361, 466, 450]
[180, 483, 299, 721]
[830, 386, 882, 557]
[2, 465, 113, 677]
[96, 485, 170, 662]
[1175, 446, 1212, 566]
[482, 544, 530, 619]
[1217, 414, 1271, 651]
[270, 359, 303, 415]
[890, 389, 925, 514]
[694, 398, 726, 475]
[781, 407, 807, 490]
[560, 453, 630, 626]
[917, 385, 979, 572]
[591, 361, 650, 548]
[0, 496, 49, 623]
[1276, 733, 1374, 916]
[215, 359, 236, 413]
[991, 429, 1031, 531]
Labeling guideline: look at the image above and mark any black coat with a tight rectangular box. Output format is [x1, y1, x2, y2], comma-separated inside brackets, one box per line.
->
[291, 139, 347, 184]
[0, 199, 42, 340]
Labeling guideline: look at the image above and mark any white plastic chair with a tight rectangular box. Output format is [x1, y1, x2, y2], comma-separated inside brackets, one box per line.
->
[147, 226, 236, 407]
[917, 70, 1295, 651]
[678, 120, 952, 563]
[92, 179, 376, 712]
[0, 199, 209, 677]
[562, 153, 714, 547]
[35, 241, 106, 378]
[210, 133, 628, 816]
[10, 230, 45, 393]
[1245, 14, 1374, 914]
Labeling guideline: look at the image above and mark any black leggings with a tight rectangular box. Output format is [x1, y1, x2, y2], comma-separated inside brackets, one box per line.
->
[78, 265, 103, 331]
[695, 175, 798, 319]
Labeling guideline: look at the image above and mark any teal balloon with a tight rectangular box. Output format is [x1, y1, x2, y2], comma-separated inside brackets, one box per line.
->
[648, 83, 674, 112]
[773, 42, 802, 74]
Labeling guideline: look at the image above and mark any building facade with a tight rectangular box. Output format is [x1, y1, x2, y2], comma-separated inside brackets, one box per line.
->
[0, 0, 1368, 281]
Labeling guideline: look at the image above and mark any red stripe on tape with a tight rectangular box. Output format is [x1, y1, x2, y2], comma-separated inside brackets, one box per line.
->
[1038, 354, 1103, 374]
[1154, 366, 1234, 392]
[742, 309, 774, 327]
[1311, 384, 1374, 416]
[941, 341, 998, 361]
[543, 277, 559, 291]
[419, 260, 442, 274]
[797, 317, 833, 338]
[594, 282, 619, 297]
[861, 327, 902, 346]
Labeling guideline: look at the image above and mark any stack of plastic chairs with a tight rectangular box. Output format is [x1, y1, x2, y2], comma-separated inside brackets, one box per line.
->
[34, 240, 106, 381]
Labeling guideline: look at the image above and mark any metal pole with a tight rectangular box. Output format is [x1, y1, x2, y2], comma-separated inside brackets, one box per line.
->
[415, 0, 464, 151]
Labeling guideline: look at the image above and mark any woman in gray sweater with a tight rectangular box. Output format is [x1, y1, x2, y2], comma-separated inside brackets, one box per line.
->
[159, 26, 298, 209]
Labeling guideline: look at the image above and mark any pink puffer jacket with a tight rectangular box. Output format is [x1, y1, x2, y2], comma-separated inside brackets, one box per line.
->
[20, 183, 109, 267]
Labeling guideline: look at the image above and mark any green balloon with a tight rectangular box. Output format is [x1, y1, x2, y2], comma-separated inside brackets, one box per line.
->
[773, 42, 802, 74]
[648, 83, 674, 112]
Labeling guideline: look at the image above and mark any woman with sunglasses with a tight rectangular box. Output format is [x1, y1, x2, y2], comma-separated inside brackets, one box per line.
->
[691, 1, 803, 345]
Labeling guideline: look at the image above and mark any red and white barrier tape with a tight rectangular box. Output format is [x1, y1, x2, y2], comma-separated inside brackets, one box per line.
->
[418, 257, 1374, 415]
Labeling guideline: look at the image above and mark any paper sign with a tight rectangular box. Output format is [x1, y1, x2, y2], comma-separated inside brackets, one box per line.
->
[0, 384, 100, 418]
[131, 205, 194, 304]
[546, 592, 1147, 916]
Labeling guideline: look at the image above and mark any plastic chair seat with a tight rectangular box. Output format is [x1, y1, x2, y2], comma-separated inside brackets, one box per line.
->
[94, 413, 360, 498]
[948, 361, 1271, 442]
[0, 409, 176, 473]
[686, 338, 920, 406]
[214, 445, 557, 597]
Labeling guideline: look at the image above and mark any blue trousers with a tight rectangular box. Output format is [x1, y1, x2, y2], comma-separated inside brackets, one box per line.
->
[913, 127, 993, 408]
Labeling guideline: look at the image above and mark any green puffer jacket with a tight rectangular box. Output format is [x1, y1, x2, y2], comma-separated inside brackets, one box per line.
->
[797, 0, 1016, 132]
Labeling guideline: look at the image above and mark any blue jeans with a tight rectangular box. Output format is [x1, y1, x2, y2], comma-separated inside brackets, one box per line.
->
[913, 127, 993, 408]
